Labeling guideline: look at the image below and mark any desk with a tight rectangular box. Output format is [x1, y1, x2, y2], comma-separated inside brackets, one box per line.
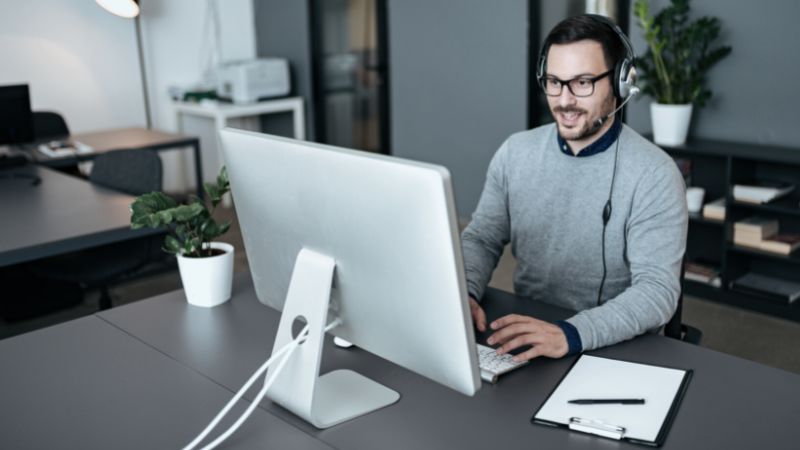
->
[174, 97, 305, 184]
[0, 166, 156, 267]
[174, 97, 305, 140]
[32, 127, 204, 199]
[96, 274, 800, 449]
[3, 273, 799, 449]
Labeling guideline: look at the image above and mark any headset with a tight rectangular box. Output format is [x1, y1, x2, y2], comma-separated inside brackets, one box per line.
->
[537, 15, 639, 306]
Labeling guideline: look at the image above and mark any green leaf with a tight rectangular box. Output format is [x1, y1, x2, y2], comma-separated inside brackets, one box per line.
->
[204, 183, 220, 202]
[217, 221, 231, 237]
[184, 237, 202, 257]
[217, 166, 229, 188]
[163, 235, 181, 254]
[172, 203, 205, 222]
[130, 192, 178, 229]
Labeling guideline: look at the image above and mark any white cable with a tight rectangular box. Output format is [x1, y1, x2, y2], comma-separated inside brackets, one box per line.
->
[199, 319, 343, 450]
[183, 318, 343, 450]
[198, 333, 301, 450]
[181, 327, 306, 450]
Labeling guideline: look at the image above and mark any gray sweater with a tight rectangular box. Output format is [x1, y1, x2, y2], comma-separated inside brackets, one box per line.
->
[461, 123, 688, 351]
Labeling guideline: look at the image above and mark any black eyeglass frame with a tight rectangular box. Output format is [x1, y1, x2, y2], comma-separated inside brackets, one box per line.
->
[540, 70, 613, 97]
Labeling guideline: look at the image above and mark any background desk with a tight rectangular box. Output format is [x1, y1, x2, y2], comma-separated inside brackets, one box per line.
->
[174, 97, 305, 185]
[96, 274, 800, 450]
[0, 166, 156, 267]
[32, 127, 204, 199]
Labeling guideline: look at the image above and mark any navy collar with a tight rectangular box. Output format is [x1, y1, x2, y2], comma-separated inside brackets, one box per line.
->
[557, 118, 622, 157]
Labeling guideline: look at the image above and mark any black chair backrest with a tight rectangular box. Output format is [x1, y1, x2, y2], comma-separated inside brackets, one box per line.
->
[90, 149, 162, 196]
[665, 257, 703, 344]
[664, 259, 686, 340]
[32, 111, 70, 141]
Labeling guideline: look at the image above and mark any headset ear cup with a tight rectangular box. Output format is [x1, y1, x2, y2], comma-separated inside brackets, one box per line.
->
[537, 41, 549, 84]
[616, 58, 633, 99]
[613, 59, 624, 99]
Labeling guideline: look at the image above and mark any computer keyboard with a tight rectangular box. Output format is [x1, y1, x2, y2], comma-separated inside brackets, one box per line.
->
[477, 343, 528, 384]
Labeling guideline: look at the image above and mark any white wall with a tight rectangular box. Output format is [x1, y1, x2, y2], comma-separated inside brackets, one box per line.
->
[0, 0, 146, 132]
[139, 0, 256, 190]
[0, 0, 257, 192]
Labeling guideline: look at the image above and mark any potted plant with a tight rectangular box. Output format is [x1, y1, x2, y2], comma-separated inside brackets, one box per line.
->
[130, 167, 234, 307]
[634, 0, 732, 146]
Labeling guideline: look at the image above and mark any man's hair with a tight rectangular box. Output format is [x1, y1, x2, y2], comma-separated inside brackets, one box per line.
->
[542, 15, 627, 74]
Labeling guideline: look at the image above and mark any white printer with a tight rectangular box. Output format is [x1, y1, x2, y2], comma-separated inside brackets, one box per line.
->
[216, 58, 291, 104]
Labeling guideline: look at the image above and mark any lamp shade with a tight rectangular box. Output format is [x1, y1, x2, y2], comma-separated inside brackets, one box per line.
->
[95, 0, 140, 18]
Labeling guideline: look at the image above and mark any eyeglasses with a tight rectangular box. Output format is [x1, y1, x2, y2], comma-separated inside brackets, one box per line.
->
[540, 70, 612, 97]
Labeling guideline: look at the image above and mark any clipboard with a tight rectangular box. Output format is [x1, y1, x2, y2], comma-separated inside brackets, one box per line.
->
[531, 354, 692, 447]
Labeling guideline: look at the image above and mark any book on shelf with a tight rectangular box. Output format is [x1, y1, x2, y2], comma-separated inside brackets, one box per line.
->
[701, 197, 726, 221]
[731, 273, 800, 303]
[733, 217, 779, 249]
[758, 233, 800, 255]
[733, 216, 779, 239]
[733, 180, 794, 204]
[684, 261, 721, 287]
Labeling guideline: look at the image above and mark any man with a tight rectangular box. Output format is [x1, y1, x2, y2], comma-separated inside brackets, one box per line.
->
[461, 15, 687, 362]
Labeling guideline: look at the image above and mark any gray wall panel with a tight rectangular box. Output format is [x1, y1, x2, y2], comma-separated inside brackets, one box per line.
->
[388, 0, 528, 217]
[253, 0, 315, 139]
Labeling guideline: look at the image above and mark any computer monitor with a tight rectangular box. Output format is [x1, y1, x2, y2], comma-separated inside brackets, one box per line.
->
[0, 84, 34, 146]
[220, 128, 480, 428]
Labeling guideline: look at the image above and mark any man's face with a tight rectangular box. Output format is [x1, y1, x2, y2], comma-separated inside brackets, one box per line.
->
[545, 40, 616, 143]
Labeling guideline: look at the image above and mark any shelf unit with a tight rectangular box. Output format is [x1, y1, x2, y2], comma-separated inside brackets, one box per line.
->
[658, 136, 800, 322]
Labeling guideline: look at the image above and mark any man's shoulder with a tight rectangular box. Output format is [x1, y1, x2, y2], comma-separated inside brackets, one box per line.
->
[619, 125, 676, 170]
[619, 126, 684, 192]
[499, 123, 556, 158]
[506, 123, 556, 147]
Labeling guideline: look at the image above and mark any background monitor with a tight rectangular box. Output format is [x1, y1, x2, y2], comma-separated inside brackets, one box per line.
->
[220, 128, 480, 427]
[0, 84, 34, 146]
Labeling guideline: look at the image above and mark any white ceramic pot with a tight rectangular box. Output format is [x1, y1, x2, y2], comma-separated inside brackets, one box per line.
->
[651, 102, 693, 147]
[177, 242, 234, 307]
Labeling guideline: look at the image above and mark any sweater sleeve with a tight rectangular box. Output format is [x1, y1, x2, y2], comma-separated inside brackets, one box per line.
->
[566, 159, 688, 350]
[460, 140, 512, 301]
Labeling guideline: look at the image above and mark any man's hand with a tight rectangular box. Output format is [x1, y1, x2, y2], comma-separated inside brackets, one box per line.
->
[469, 296, 487, 332]
[486, 314, 568, 362]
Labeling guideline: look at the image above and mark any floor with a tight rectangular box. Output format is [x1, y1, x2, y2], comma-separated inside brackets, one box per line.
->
[2, 206, 799, 375]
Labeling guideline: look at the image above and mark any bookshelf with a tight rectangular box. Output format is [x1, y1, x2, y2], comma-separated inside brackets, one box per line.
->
[657, 136, 800, 322]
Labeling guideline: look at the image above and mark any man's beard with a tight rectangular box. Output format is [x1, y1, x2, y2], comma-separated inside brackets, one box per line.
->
[552, 98, 615, 141]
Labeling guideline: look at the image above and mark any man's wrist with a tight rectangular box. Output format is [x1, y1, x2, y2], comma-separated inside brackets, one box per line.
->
[554, 320, 583, 355]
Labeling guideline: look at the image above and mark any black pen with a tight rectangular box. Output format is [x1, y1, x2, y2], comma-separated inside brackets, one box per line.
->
[568, 399, 645, 405]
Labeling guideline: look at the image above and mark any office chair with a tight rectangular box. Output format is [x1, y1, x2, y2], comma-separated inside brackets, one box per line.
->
[664, 258, 704, 345]
[32, 111, 70, 141]
[31, 149, 170, 310]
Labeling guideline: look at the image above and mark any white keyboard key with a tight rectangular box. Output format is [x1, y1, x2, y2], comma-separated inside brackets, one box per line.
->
[477, 343, 528, 384]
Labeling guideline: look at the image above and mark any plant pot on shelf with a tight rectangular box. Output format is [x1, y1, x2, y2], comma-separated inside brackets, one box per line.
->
[177, 242, 234, 307]
[651, 102, 693, 147]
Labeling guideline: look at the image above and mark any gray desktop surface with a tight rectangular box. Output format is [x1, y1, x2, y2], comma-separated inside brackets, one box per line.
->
[0, 315, 333, 450]
[100, 273, 800, 450]
[0, 165, 155, 267]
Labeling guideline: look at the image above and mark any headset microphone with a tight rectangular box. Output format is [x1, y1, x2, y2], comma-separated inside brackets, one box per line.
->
[594, 86, 640, 129]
